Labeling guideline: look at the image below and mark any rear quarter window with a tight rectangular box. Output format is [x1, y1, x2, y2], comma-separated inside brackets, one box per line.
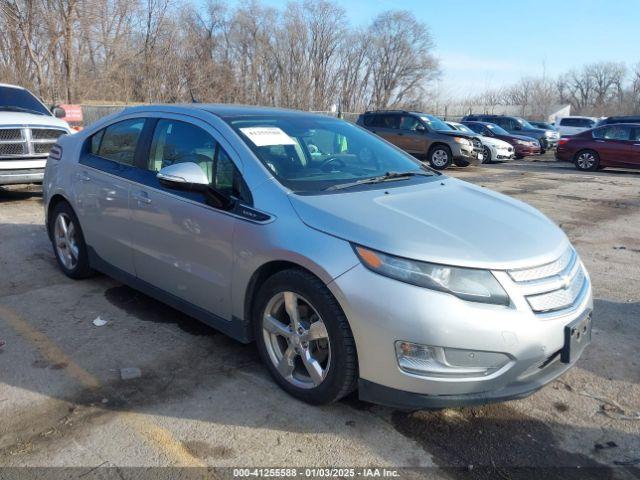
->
[96, 118, 145, 166]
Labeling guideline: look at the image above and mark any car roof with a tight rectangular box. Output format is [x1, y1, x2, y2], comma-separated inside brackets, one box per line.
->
[462, 120, 498, 126]
[0, 83, 25, 90]
[121, 103, 330, 119]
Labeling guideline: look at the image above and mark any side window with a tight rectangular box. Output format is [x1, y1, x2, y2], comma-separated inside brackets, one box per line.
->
[214, 146, 242, 198]
[594, 126, 631, 140]
[148, 120, 216, 182]
[399, 116, 421, 131]
[97, 119, 145, 166]
[380, 114, 400, 129]
[605, 125, 631, 140]
[363, 115, 379, 127]
[632, 128, 640, 142]
[90, 129, 105, 154]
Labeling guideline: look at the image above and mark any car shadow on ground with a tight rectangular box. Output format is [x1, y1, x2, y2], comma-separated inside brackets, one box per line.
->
[0, 185, 43, 203]
[0, 222, 638, 476]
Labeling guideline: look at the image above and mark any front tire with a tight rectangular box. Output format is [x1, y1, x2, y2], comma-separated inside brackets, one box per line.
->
[482, 146, 492, 164]
[49, 202, 94, 279]
[428, 145, 452, 170]
[574, 150, 600, 171]
[254, 269, 358, 405]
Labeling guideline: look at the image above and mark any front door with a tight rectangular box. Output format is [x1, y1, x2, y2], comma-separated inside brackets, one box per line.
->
[627, 127, 640, 167]
[398, 115, 428, 154]
[74, 117, 146, 274]
[128, 116, 241, 320]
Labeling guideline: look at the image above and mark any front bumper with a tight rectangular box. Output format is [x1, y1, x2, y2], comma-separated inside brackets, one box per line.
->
[541, 137, 559, 150]
[0, 168, 45, 185]
[328, 262, 592, 409]
[0, 158, 46, 185]
[453, 144, 483, 164]
[515, 145, 541, 156]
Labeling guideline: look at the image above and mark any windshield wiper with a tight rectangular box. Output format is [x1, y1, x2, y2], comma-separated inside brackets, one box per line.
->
[325, 171, 433, 191]
[0, 105, 46, 116]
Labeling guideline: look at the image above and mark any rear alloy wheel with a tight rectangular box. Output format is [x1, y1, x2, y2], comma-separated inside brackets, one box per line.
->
[428, 146, 452, 170]
[254, 269, 358, 404]
[574, 150, 600, 171]
[482, 146, 492, 164]
[50, 202, 94, 279]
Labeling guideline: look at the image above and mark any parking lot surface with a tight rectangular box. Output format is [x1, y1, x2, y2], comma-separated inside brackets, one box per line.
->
[1, 157, 639, 478]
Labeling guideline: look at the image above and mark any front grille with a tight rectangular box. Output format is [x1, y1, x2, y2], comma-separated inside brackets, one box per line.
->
[0, 129, 22, 141]
[509, 248, 573, 282]
[33, 143, 53, 154]
[526, 268, 586, 312]
[31, 128, 66, 140]
[0, 143, 25, 156]
[0, 127, 65, 158]
[508, 248, 588, 315]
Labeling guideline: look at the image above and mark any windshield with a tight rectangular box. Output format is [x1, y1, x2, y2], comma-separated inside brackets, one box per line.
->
[0, 86, 50, 116]
[225, 115, 437, 194]
[516, 117, 536, 129]
[485, 123, 510, 136]
[419, 115, 452, 131]
[453, 124, 475, 135]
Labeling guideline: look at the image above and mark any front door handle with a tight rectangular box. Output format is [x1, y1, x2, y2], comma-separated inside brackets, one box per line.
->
[76, 172, 91, 182]
[132, 191, 152, 205]
[595, 140, 605, 143]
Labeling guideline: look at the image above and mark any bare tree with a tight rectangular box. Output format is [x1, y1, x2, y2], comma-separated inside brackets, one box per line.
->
[366, 10, 440, 108]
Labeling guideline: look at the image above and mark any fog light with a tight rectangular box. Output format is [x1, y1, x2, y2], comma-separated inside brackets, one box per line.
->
[395, 341, 510, 378]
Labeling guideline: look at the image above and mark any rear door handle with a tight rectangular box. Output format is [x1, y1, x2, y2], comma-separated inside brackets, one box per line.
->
[132, 191, 152, 205]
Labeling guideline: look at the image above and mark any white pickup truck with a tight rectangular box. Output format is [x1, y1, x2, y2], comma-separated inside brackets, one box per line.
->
[0, 83, 71, 186]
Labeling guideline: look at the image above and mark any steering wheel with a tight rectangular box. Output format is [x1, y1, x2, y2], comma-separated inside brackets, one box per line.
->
[319, 156, 346, 172]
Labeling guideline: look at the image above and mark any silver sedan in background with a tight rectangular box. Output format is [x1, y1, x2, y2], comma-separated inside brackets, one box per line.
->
[43, 105, 592, 408]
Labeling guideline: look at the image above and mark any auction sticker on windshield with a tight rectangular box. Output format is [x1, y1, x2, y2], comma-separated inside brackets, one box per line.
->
[239, 127, 296, 147]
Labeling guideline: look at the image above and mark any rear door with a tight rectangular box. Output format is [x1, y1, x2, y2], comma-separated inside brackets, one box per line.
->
[592, 125, 633, 166]
[127, 114, 243, 321]
[74, 117, 146, 274]
[366, 114, 401, 146]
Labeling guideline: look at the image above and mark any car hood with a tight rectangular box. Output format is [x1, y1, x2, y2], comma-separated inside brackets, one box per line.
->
[0, 111, 70, 130]
[436, 130, 478, 140]
[289, 177, 569, 270]
[481, 136, 512, 149]
[497, 133, 538, 143]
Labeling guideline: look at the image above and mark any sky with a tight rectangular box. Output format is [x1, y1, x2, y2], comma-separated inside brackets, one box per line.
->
[224, 0, 640, 98]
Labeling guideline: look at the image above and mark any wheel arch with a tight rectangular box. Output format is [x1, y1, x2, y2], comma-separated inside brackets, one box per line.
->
[428, 142, 452, 155]
[243, 260, 326, 332]
[46, 193, 73, 240]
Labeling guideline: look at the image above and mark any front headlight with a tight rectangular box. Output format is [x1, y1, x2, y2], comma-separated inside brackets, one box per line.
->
[452, 136, 471, 146]
[353, 245, 510, 306]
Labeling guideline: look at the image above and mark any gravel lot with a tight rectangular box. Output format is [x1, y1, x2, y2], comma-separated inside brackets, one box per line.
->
[0, 156, 639, 478]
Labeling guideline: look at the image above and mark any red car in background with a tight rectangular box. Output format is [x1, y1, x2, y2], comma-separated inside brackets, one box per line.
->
[462, 121, 541, 158]
[555, 123, 640, 171]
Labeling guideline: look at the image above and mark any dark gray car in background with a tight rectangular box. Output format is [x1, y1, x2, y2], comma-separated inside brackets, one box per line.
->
[462, 114, 559, 152]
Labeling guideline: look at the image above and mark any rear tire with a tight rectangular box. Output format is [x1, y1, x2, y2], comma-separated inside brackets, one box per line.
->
[574, 149, 600, 171]
[428, 145, 452, 170]
[49, 202, 94, 279]
[453, 158, 470, 167]
[253, 269, 358, 405]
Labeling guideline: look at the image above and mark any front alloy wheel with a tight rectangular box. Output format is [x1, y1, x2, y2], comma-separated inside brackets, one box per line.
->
[483, 146, 492, 164]
[429, 147, 452, 170]
[254, 269, 358, 404]
[262, 291, 331, 389]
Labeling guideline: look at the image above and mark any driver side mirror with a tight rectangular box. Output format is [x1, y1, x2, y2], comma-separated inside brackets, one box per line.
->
[512, 124, 522, 131]
[157, 162, 232, 209]
[415, 124, 426, 133]
[52, 107, 66, 118]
